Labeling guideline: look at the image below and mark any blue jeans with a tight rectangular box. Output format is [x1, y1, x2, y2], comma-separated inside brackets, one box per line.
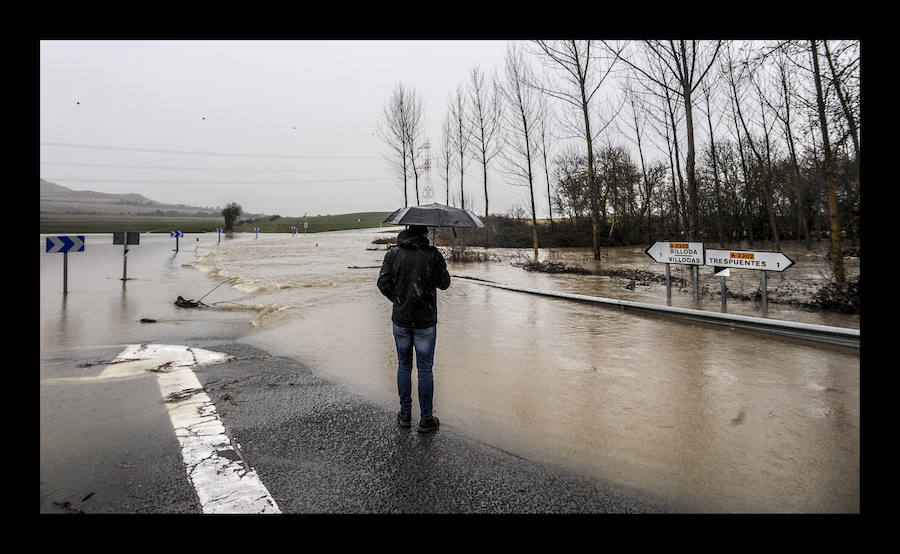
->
[392, 323, 437, 418]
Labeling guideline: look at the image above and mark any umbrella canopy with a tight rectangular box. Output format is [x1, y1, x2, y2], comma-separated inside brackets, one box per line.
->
[383, 203, 485, 228]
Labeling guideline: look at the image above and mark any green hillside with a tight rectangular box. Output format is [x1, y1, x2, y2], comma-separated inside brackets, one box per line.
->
[233, 212, 396, 234]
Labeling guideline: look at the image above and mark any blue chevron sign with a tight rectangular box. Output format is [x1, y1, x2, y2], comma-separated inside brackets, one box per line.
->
[170, 231, 184, 237]
[215, 228, 223, 233]
[46, 235, 85, 253]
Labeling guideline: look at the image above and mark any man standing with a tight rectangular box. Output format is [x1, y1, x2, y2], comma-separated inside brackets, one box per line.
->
[377, 225, 451, 433]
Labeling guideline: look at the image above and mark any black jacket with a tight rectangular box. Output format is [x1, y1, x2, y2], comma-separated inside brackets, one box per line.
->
[377, 230, 451, 328]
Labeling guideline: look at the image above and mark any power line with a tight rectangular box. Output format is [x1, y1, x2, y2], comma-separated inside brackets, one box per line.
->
[40, 141, 382, 160]
[39, 161, 389, 173]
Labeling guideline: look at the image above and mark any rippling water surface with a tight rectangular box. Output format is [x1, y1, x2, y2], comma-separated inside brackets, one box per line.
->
[180, 229, 859, 513]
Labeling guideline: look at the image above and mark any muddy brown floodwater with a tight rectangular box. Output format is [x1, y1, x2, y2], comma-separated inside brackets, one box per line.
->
[188, 230, 860, 513]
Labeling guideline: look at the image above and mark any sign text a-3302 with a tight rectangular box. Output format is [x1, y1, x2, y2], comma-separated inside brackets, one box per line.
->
[645, 241, 705, 265]
[705, 249, 795, 272]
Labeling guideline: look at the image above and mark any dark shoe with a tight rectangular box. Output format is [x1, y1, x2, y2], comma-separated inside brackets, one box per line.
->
[417, 416, 440, 433]
[397, 411, 411, 428]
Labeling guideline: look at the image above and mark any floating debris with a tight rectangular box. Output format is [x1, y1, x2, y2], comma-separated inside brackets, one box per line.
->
[175, 296, 208, 308]
[164, 387, 205, 402]
[514, 260, 592, 275]
[139, 318, 157, 323]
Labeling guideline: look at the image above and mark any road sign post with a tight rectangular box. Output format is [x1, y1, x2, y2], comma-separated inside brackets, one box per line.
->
[645, 241, 705, 299]
[254, 227, 260, 240]
[713, 266, 731, 309]
[693, 265, 699, 300]
[216, 228, 223, 244]
[170, 230, 183, 252]
[46, 235, 85, 294]
[721, 275, 727, 309]
[705, 249, 794, 312]
[113, 232, 140, 280]
[665, 264, 671, 299]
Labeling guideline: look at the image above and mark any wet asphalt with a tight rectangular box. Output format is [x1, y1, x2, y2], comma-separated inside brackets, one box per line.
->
[181, 341, 674, 514]
[41, 337, 674, 514]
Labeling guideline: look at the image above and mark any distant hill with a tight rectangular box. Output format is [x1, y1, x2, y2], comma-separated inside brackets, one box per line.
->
[39, 179, 264, 219]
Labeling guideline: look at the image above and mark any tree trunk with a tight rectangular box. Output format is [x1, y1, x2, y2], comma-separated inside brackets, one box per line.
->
[680, 70, 699, 240]
[811, 40, 845, 283]
[731, 62, 779, 250]
[758, 85, 780, 251]
[583, 97, 601, 260]
[778, 61, 811, 250]
[631, 97, 652, 244]
[522, 114, 539, 262]
[703, 87, 725, 247]
[665, 91, 688, 236]
[663, 108, 681, 237]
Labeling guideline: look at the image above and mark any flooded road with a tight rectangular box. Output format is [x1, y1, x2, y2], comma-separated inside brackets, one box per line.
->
[181, 230, 859, 513]
[40, 229, 859, 513]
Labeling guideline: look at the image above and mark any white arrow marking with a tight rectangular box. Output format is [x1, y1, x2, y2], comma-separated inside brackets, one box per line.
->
[47, 236, 63, 253]
[43, 344, 281, 513]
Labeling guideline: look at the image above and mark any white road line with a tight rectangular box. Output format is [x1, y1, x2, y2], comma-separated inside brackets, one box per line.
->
[111, 344, 281, 514]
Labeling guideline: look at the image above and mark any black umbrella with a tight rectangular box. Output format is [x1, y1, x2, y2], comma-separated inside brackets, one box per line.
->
[383, 202, 485, 229]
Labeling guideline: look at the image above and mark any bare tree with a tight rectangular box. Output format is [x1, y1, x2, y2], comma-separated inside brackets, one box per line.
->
[535, 93, 555, 226]
[721, 48, 756, 244]
[438, 109, 453, 205]
[467, 64, 505, 222]
[404, 87, 426, 206]
[448, 85, 474, 210]
[662, 80, 689, 236]
[700, 79, 726, 247]
[753, 44, 811, 249]
[500, 43, 541, 262]
[728, 46, 781, 251]
[810, 39, 845, 283]
[618, 78, 654, 243]
[531, 39, 623, 260]
[378, 83, 412, 207]
[611, 40, 723, 240]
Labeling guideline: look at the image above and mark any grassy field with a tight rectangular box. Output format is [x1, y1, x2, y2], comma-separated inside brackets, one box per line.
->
[39, 212, 396, 234]
[232, 212, 395, 234]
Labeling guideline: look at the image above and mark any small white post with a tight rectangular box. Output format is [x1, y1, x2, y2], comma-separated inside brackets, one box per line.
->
[665, 263, 671, 299]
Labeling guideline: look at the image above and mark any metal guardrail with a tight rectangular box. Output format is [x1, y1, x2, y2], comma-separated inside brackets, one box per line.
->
[453, 276, 860, 349]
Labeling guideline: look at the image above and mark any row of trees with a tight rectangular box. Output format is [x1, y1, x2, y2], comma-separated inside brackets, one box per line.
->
[379, 40, 859, 283]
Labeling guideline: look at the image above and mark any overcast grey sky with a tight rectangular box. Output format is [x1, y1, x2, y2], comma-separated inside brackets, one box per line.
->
[39, 39, 541, 217]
